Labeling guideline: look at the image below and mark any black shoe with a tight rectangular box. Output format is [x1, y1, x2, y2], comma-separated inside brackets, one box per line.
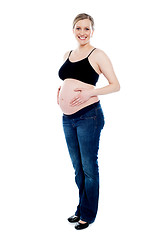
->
[68, 215, 80, 223]
[75, 221, 89, 230]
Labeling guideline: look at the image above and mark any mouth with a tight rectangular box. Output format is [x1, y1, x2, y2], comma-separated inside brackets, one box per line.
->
[78, 36, 87, 40]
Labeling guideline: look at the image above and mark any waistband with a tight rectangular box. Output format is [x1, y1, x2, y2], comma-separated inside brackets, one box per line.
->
[63, 101, 100, 119]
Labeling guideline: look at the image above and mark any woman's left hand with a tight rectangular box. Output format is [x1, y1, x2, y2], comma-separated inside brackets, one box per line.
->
[70, 88, 93, 106]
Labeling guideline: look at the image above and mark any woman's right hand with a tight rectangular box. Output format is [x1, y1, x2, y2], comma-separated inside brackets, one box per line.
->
[57, 86, 61, 105]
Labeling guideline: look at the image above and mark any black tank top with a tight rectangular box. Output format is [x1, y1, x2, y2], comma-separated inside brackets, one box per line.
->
[58, 48, 99, 86]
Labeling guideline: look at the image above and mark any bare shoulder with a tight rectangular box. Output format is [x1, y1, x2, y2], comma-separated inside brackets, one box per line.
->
[93, 48, 111, 63]
[63, 51, 71, 61]
[92, 48, 115, 75]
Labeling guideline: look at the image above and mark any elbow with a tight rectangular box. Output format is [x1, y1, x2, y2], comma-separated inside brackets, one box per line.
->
[117, 83, 121, 91]
[115, 82, 120, 92]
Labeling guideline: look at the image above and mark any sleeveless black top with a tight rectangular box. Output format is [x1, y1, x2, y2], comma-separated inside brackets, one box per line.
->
[58, 48, 99, 86]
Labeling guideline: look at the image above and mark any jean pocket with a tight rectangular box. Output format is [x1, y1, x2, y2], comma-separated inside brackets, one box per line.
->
[80, 109, 97, 120]
[62, 114, 70, 124]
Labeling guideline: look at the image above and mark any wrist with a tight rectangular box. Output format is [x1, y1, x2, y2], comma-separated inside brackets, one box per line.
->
[90, 88, 97, 97]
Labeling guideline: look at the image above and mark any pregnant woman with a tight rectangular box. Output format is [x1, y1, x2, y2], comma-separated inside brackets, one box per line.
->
[58, 13, 120, 230]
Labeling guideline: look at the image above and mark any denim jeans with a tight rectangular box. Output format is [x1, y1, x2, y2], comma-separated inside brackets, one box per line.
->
[62, 101, 105, 223]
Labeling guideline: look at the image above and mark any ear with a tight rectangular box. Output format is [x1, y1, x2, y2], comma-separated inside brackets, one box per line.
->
[91, 29, 94, 37]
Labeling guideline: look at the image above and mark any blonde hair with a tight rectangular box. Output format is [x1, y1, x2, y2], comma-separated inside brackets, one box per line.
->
[73, 13, 95, 30]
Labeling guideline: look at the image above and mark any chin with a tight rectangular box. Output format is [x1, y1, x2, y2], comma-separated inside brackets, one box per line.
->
[77, 39, 90, 46]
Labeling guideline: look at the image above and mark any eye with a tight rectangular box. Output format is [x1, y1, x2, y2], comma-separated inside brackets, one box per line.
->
[85, 28, 90, 31]
[76, 27, 80, 30]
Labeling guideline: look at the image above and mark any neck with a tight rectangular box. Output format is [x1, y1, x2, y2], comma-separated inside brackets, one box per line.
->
[77, 42, 92, 51]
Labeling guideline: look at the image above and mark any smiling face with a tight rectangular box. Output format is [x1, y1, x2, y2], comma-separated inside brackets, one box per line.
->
[73, 19, 94, 46]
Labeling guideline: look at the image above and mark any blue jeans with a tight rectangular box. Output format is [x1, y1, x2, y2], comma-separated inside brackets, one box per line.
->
[62, 101, 105, 223]
[63, 102, 104, 223]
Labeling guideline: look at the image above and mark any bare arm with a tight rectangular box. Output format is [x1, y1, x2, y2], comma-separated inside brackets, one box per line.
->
[57, 86, 61, 105]
[70, 49, 120, 106]
[57, 51, 70, 105]
[91, 49, 120, 96]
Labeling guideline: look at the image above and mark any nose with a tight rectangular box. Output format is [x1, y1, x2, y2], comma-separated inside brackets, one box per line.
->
[80, 29, 85, 35]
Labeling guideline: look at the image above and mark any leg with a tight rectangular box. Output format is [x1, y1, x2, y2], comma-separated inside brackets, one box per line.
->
[62, 116, 84, 217]
[77, 107, 105, 223]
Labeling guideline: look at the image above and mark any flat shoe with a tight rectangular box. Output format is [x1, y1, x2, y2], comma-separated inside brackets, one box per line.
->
[68, 215, 80, 223]
[75, 222, 89, 230]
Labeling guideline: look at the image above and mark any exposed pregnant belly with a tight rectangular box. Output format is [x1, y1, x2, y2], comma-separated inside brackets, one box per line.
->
[59, 79, 99, 115]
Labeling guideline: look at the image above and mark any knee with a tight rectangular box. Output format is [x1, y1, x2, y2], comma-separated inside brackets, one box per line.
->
[83, 162, 99, 181]
[83, 168, 99, 182]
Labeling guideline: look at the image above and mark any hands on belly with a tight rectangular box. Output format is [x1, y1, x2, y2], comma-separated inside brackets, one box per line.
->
[70, 88, 94, 107]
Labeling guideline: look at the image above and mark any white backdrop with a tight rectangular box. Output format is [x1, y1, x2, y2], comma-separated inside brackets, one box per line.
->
[0, 0, 161, 239]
